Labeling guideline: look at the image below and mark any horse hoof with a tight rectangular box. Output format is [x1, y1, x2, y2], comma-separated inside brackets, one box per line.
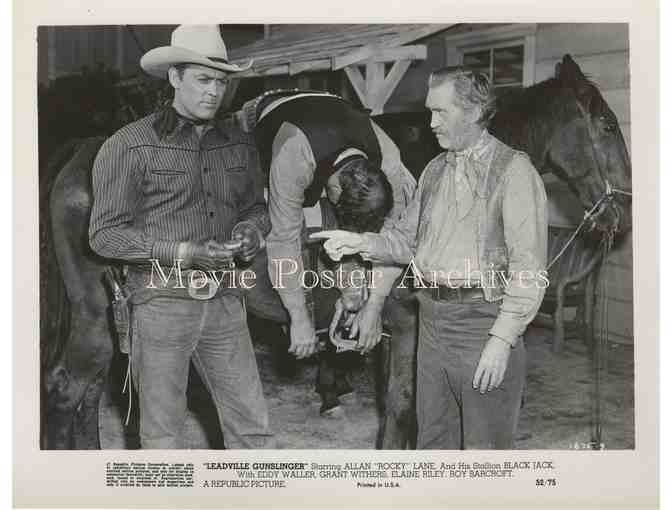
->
[320, 404, 344, 418]
[335, 381, 354, 399]
[319, 394, 342, 416]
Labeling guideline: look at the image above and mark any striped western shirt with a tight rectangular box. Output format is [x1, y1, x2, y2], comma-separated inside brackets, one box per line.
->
[89, 108, 270, 266]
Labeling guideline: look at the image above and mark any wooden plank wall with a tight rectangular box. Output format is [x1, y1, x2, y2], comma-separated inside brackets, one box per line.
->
[535, 23, 632, 343]
[38, 25, 263, 83]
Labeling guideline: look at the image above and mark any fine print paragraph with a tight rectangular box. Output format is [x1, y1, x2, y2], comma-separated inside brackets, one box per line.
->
[105, 460, 558, 490]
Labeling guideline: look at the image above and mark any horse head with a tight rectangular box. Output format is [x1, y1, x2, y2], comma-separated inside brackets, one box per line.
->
[547, 55, 632, 235]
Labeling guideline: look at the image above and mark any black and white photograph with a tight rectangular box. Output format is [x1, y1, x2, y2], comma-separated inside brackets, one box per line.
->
[38, 21, 634, 451]
[13, 1, 660, 507]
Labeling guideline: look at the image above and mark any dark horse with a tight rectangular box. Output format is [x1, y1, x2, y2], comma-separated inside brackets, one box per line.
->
[41, 54, 631, 449]
[491, 56, 631, 234]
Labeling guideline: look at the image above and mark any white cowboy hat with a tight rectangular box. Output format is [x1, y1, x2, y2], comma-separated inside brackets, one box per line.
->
[140, 24, 253, 78]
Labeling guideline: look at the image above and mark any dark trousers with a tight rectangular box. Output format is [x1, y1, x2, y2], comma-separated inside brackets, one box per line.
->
[416, 292, 526, 449]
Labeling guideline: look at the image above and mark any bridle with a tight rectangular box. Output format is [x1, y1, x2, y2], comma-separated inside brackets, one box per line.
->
[550, 95, 634, 451]
[547, 99, 632, 270]
[574, 97, 632, 233]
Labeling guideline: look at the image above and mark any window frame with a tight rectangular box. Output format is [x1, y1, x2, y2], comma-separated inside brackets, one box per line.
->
[444, 23, 537, 87]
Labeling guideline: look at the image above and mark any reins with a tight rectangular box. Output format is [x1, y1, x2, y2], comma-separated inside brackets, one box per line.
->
[548, 96, 633, 449]
[546, 181, 631, 270]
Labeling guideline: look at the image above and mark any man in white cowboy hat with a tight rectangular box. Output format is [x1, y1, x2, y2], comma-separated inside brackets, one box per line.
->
[89, 25, 273, 449]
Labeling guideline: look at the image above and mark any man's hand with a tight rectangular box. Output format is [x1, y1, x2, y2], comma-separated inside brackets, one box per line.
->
[231, 222, 261, 262]
[310, 230, 365, 261]
[349, 297, 385, 353]
[183, 240, 235, 271]
[473, 336, 512, 394]
[329, 296, 385, 354]
[288, 314, 318, 359]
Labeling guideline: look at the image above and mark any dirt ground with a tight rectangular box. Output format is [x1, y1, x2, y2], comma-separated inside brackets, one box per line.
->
[99, 324, 634, 450]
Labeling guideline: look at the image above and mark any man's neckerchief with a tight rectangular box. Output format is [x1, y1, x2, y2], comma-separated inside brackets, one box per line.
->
[152, 105, 228, 140]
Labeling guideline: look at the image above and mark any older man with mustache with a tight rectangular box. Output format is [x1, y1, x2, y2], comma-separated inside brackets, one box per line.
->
[314, 68, 548, 449]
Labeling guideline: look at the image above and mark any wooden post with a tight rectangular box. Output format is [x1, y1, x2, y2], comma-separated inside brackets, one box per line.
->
[296, 75, 310, 90]
[365, 61, 384, 112]
[343, 65, 367, 106]
[344, 58, 413, 114]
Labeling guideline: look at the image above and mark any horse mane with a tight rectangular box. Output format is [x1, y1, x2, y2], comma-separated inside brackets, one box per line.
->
[489, 73, 605, 170]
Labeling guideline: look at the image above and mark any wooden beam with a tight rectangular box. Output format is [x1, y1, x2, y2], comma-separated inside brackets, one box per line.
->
[333, 44, 426, 69]
[343, 65, 367, 107]
[365, 61, 385, 111]
[235, 24, 449, 70]
[288, 59, 331, 76]
[334, 44, 377, 70]
[231, 24, 419, 61]
[371, 59, 412, 115]
[333, 24, 453, 69]
[235, 58, 335, 79]
[374, 45, 426, 63]
[345, 57, 414, 114]
[236, 64, 290, 78]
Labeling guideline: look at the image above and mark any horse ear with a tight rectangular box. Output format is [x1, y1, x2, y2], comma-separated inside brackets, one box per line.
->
[555, 54, 587, 84]
[555, 54, 592, 102]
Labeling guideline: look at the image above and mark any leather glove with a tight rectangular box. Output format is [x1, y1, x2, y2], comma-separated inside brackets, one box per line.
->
[231, 222, 262, 262]
[180, 240, 236, 271]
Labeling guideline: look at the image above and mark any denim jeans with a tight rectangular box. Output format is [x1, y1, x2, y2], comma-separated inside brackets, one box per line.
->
[130, 294, 273, 449]
[416, 292, 526, 449]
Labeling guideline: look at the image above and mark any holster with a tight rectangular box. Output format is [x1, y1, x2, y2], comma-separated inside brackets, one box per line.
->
[103, 267, 131, 355]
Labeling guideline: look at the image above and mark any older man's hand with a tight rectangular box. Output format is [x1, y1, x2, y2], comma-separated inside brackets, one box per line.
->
[473, 336, 512, 394]
[309, 230, 365, 261]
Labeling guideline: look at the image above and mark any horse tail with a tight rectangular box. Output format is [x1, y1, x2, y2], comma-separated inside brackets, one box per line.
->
[40, 139, 80, 371]
[40, 137, 104, 371]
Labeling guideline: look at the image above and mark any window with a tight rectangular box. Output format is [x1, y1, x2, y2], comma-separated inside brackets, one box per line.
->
[462, 43, 525, 96]
[444, 24, 537, 94]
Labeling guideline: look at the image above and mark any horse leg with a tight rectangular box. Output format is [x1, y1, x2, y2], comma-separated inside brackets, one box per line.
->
[44, 303, 114, 449]
[378, 287, 418, 449]
[72, 362, 111, 449]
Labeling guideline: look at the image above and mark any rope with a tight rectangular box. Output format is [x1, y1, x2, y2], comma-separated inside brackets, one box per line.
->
[547, 195, 608, 270]
[546, 185, 630, 270]
[592, 231, 614, 449]
[122, 359, 132, 427]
